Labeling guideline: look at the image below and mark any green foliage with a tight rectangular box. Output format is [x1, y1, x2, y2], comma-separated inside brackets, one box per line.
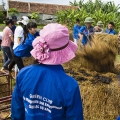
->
[0, 11, 5, 23]
[56, 0, 120, 32]
[8, 8, 19, 15]
[69, 0, 120, 14]
[30, 12, 40, 20]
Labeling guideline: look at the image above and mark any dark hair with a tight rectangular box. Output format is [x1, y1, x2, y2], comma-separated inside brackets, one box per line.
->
[27, 22, 37, 30]
[109, 22, 115, 27]
[5, 18, 14, 26]
[23, 22, 37, 43]
[23, 25, 28, 40]
[11, 15, 17, 21]
[76, 19, 80, 23]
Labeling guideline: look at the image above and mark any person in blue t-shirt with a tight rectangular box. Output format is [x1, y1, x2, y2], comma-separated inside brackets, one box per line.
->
[106, 22, 116, 35]
[73, 19, 81, 45]
[8, 22, 39, 71]
[11, 23, 84, 120]
[79, 17, 94, 45]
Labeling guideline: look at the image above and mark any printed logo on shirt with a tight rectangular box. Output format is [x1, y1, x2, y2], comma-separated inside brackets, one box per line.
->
[23, 94, 62, 115]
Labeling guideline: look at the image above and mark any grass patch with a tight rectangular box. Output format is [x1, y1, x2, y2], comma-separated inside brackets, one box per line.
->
[0, 24, 5, 27]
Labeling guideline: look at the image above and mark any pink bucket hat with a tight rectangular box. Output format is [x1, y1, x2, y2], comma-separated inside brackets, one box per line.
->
[31, 23, 77, 65]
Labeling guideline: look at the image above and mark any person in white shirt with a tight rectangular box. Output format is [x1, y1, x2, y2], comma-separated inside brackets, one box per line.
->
[13, 16, 29, 78]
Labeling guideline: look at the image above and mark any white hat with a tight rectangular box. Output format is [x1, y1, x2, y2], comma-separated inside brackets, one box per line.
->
[17, 16, 29, 25]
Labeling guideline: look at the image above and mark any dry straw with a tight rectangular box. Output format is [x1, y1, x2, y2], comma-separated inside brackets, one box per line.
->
[63, 33, 120, 120]
[78, 33, 118, 72]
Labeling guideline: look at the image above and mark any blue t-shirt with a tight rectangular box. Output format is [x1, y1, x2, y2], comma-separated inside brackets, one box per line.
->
[106, 29, 116, 35]
[14, 31, 39, 57]
[11, 64, 84, 120]
[79, 26, 94, 45]
[11, 25, 16, 34]
[73, 24, 81, 40]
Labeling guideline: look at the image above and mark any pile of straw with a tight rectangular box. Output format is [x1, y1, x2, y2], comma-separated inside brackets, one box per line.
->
[64, 56, 120, 120]
[78, 33, 118, 72]
[81, 78, 120, 120]
[64, 33, 120, 119]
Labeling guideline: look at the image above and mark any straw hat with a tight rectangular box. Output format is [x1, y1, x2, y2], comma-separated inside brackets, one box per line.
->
[84, 17, 94, 23]
[97, 21, 104, 26]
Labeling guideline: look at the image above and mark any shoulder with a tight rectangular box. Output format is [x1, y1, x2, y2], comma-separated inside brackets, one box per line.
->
[64, 75, 79, 92]
[74, 24, 77, 28]
[79, 26, 86, 32]
[91, 26, 94, 29]
[52, 71, 79, 94]
[80, 26, 86, 29]
[16, 26, 23, 31]
[17, 64, 37, 79]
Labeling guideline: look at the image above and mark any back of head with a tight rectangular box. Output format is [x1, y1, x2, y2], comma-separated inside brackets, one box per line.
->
[5, 18, 14, 26]
[11, 15, 17, 22]
[27, 22, 37, 30]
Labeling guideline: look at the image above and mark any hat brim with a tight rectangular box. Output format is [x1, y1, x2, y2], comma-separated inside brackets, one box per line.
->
[31, 40, 77, 65]
[17, 20, 28, 25]
[97, 24, 104, 26]
[84, 21, 93, 23]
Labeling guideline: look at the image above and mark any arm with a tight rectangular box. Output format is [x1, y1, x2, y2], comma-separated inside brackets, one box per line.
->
[17, 37, 22, 44]
[17, 27, 24, 44]
[8, 29, 14, 42]
[11, 75, 25, 119]
[79, 26, 85, 41]
[10, 35, 14, 42]
[65, 85, 84, 120]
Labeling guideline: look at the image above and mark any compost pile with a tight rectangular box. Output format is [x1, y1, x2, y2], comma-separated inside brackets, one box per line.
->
[78, 33, 118, 72]
[63, 33, 120, 120]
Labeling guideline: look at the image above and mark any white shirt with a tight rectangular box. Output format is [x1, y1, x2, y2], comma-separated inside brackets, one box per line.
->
[0, 32, 3, 40]
[13, 26, 24, 49]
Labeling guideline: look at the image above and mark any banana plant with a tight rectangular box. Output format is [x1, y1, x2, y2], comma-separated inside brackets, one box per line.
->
[56, 0, 120, 32]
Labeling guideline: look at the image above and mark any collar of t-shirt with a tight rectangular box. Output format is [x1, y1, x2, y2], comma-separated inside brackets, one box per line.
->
[24, 32, 39, 46]
[107, 29, 114, 33]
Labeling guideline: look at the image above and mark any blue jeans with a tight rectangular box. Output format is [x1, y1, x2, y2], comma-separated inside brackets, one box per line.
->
[1, 46, 12, 69]
[10, 42, 14, 53]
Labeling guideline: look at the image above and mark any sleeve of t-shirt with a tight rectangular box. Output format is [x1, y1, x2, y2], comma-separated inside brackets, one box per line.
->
[8, 29, 13, 37]
[79, 26, 85, 34]
[65, 84, 84, 120]
[105, 29, 108, 33]
[11, 75, 25, 120]
[113, 30, 116, 35]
